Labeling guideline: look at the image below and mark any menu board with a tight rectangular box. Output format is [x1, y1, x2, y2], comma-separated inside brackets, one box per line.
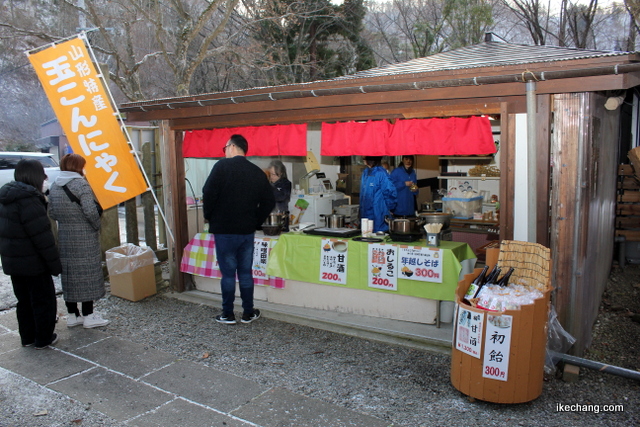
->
[252, 238, 273, 280]
[367, 243, 398, 291]
[319, 238, 348, 285]
[398, 246, 443, 283]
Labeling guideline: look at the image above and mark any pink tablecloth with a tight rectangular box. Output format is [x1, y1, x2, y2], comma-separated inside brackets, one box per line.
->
[180, 233, 285, 289]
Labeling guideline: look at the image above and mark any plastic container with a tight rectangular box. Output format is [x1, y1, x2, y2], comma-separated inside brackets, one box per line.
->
[442, 196, 483, 219]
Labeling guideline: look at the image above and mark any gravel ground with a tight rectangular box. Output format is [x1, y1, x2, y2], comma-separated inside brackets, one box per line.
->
[1, 262, 639, 426]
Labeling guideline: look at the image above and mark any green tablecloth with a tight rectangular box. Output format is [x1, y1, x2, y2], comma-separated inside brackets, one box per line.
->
[266, 233, 476, 301]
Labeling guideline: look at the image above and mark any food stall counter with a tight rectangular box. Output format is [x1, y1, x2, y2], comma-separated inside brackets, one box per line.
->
[266, 233, 476, 302]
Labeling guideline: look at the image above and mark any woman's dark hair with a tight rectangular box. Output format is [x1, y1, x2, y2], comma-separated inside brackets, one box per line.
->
[14, 159, 47, 192]
[364, 156, 383, 167]
[229, 134, 249, 155]
[402, 155, 415, 163]
[268, 160, 287, 180]
[60, 153, 86, 174]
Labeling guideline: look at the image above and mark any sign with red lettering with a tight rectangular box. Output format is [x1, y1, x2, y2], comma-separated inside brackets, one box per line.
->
[319, 239, 348, 285]
[367, 243, 397, 291]
[398, 246, 443, 283]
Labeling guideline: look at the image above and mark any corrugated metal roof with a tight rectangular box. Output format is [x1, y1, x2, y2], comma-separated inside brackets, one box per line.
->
[336, 41, 630, 80]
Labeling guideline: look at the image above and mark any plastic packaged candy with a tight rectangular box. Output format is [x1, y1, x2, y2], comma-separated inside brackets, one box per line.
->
[475, 282, 544, 312]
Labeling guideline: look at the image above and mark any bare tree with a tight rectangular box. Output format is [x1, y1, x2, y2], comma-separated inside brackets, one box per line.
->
[564, 0, 598, 48]
[500, 0, 551, 45]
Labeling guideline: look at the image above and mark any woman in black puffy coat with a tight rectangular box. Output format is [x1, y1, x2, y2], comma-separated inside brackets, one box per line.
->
[0, 159, 61, 349]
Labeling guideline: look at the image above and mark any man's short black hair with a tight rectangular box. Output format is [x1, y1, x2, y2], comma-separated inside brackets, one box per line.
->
[229, 134, 248, 155]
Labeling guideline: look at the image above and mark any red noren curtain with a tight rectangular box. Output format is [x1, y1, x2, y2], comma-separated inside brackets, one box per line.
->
[183, 124, 307, 157]
[321, 116, 496, 156]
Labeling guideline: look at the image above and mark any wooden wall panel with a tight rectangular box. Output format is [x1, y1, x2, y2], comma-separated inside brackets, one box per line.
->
[550, 93, 619, 356]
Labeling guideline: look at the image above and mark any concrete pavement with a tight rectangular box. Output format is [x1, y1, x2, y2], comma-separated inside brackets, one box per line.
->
[0, 306, 391, 427]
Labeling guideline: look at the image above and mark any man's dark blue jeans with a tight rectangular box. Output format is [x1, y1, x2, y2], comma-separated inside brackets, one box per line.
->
[214, 233, 255, 316]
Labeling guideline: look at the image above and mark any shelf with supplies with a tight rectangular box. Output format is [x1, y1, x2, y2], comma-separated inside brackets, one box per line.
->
[437, 176, 500, 180]
[450, 219, 500, 235]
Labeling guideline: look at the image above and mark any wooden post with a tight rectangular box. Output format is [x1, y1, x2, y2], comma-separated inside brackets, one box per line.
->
[125, 198, 139, 244]
[99, 206, 121, 257]
[142, 142, 157, 251]
[160, 122, 188, 292]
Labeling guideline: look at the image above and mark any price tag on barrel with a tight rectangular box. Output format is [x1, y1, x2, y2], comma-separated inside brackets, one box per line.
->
[482, 314, 513, 381]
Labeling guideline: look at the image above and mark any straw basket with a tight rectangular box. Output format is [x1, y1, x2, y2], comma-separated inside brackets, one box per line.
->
[450, 240, 551, 404]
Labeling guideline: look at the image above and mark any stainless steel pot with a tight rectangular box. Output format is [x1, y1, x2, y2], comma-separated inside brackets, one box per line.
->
[266, 212, 286, 226]
[323, 214, 346, 229]
[417, 212, 451, 230]
[384, 216, 426, 234]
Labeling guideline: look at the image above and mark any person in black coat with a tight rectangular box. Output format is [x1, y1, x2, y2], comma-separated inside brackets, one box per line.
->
[0, 159, 61, 349]
[203, 134, 275, 325]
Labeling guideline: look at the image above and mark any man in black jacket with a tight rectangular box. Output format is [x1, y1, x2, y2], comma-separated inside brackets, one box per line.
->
[203, 134, 275, 325]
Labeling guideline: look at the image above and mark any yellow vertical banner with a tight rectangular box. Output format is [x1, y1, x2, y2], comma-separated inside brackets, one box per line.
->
[28, 36, 148, 209]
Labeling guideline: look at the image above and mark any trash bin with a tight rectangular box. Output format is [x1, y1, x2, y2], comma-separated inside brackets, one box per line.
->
[450, 240, 551, 403]
[106, 243, 158, 302]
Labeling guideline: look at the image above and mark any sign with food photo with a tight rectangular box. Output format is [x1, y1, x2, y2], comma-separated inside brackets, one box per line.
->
[398, 246, 443, 283]
[367, 243, 397, 291]
[319, 238, 348, 285]
[482, 314, 513, 381]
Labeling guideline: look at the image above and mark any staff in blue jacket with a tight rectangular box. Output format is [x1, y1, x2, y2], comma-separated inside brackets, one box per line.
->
[359, 156, 397, 232]
[390, 155, 418, 216]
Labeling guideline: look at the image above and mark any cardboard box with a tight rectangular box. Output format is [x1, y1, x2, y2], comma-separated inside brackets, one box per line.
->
[450, 241, 551, 404]
[106, 244, 157, 302]
[109, 264, 156, 302]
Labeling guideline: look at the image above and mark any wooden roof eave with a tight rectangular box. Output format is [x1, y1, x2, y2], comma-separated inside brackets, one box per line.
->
[125, 72, 629, 128]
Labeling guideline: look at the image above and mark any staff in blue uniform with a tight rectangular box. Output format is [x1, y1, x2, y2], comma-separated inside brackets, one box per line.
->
[390, 155, 418, 216]
[359, 156, 397, 232]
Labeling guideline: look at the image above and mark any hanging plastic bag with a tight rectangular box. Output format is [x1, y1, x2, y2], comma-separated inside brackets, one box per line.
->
[545, 304, 576, 376]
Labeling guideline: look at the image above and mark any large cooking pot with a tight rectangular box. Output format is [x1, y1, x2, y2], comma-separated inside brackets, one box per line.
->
[384, 216, 426, 234]
[417, 212, 451, 230]
[322, 214, 346, 229]
[266, 212, 286, 226]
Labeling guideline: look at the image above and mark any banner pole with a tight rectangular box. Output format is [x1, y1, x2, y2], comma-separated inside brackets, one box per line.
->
[79, 33, 175, 244]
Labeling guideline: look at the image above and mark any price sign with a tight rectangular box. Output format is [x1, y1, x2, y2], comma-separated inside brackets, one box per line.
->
[319, 238, 348, 285]
[455, 307, 484, 358]
[482, 314, 513, 381]
[367, 244, 397, 291]
[398, 246, 443, 283]
[252, 238, 272, 280]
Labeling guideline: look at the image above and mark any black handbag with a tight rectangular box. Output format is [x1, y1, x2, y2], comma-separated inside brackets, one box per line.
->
[61, 185, 103, 216]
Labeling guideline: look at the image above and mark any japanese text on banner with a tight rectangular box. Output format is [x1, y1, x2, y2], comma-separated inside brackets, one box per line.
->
[398, 246, 443, 283]
[482, 314, 513, 381]
[28, 36, 147, 209]
[367, 243, 397, 290]
[319, 239, 348, 285]
[455, 308, 484, 358]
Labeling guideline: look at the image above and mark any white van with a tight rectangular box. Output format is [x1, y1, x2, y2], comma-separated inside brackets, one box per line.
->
[0, 152, 61, 192]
